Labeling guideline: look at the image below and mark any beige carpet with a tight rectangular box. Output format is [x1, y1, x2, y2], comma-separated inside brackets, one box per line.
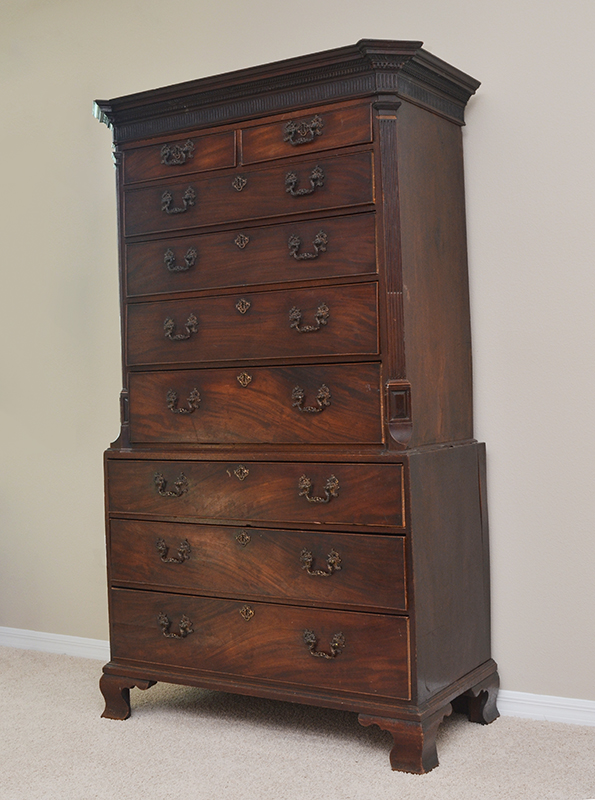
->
[1, 646, 594, 800]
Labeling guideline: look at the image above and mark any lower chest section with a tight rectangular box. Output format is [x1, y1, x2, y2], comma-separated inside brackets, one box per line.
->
[107, 456, 410, 702]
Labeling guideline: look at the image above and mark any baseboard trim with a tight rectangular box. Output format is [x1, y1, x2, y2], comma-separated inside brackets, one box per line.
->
[0, 625, 110, 661]
[1, 626, 593, 726]
[497, 689, 595, 727]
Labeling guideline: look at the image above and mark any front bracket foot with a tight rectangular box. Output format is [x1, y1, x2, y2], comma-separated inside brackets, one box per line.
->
[99, 673, 156, 720]
[358, 704, 453, 773]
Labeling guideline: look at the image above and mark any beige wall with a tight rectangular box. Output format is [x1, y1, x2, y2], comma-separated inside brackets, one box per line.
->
[1, 0, 594, 701]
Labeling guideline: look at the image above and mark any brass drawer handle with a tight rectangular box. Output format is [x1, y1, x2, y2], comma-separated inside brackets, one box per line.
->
[158, 612, 194, 639]
[166, 388, 201, 414]
[292, 384, 331, 413]
[289, 302, 329, 332]
[298, 474, 339, 504]
[164, 247, 197, 273]
[156, 538, 191, 564]
[163, 313, 199, 341]
[161, 186, 196, 214]
[283, 115, 324, 146]
[154, 471, 188, 498]
[303, 629, 345, 659]
[285, 166, 324, 197]
[160, 139, 194, 166]
[300, 548, 341, 577]
[288, 230, 328, 260]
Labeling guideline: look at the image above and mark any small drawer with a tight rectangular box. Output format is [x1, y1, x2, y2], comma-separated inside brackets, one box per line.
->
[109, 520, 407, 612]
[126, 282, 379, 367]
[122, 129, 236, 184]
[241, 104, 372, 164]
[123, 151, 374, 237]
[106, 460, 405, 529]
[110, 589, 411, 700]
[125, 212, 377, 298]
[128, 363, 382, 445]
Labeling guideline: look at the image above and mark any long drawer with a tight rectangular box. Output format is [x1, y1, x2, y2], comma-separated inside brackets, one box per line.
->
[106, 460, 405, 529]
[128, 363, 382, 445]
[125, 213, 377, 298]
[110, 588, 411, 699]
[126, 283, 379, 367]
[109, 520, 407, 611]
[123, 151, 374, 236]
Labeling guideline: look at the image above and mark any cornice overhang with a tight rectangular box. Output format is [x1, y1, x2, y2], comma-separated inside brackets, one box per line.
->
[94, 39, 480, 142]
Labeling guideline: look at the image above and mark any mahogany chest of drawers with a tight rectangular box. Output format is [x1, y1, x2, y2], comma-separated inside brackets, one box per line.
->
[95, 39, 499, 773]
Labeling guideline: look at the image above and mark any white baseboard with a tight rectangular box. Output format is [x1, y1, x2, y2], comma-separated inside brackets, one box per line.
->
[497, 689, 595, 727]
[0, 625, 109, 661]
[1, 626, 594, 726]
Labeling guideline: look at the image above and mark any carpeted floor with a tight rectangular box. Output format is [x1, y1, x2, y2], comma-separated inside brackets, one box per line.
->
[1, 646, 594, 800]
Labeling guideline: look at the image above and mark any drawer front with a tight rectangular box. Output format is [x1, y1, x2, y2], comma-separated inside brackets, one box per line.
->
[125, 213, 377, 298]
[128, 363, 382, 445]
[241, 104, 372, 164]
[109, 521, 407, 611]
[110, 588, 410, 699]
[107, 460, 405, 529]
[126, 283, 379, 366]
[123, 151, 374, 237]
[123, 130, 236, 184]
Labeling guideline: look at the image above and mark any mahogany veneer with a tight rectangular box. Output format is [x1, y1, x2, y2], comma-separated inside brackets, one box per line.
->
[127, 363, 383, 444]
[125, 212, 377, 297]
[125, 282, 379, 366]
[123, 151, 374, 236]
[109, 520, 408, 611]
[106, 459, 405, 528]
[96, 39, 498, 773]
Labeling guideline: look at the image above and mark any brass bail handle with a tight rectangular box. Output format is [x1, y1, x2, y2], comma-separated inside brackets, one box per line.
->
[154, 472, 188, 498]
[166, 388, 201, 414]
[292, 385, 331, 413]
[158, 612, 194, 639]
[161, 186, 196, 214]
[300, 548, 342, 577]
[298, 474, 340, 504]
[285, 166, 325, 197]
[156, 538, 191, 564]
[283, 115, 324, 146]
[303, 629, 345, 659]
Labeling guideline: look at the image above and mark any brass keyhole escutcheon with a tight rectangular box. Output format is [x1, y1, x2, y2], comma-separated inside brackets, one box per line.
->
[237, 372, 252, 387]
[234, 233, 250, 249]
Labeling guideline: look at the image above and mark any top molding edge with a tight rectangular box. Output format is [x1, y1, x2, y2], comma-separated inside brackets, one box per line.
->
[94, 39, 480, 141]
